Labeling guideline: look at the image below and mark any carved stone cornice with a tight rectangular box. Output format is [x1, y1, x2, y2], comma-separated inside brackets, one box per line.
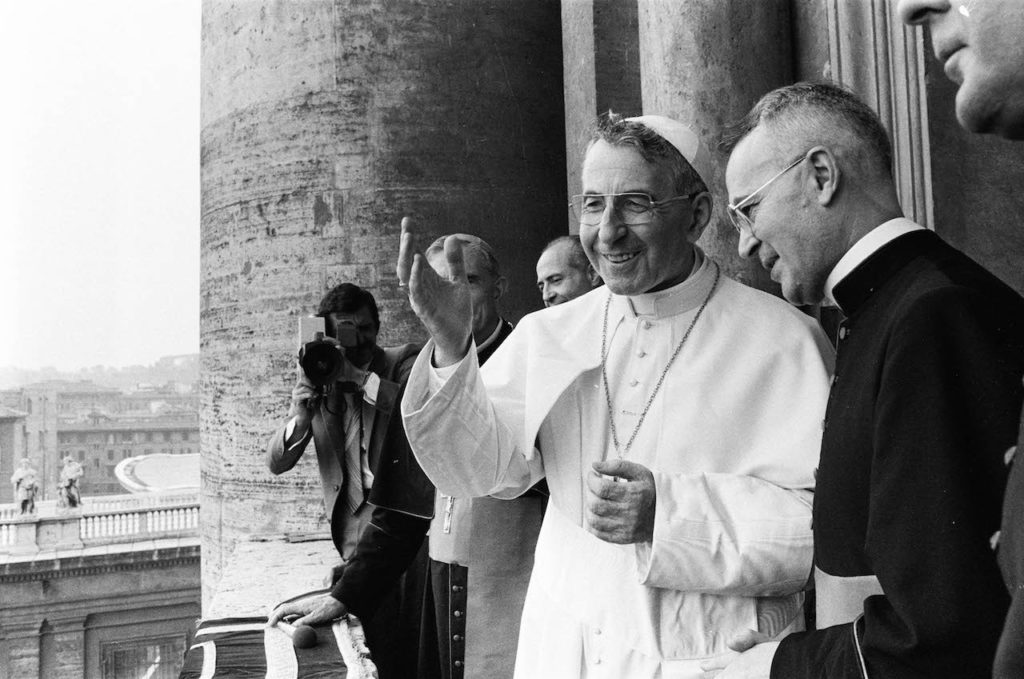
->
[825, 0, 933, 228]
[0, 543, 200, 584]
[40, 614, 88, 632]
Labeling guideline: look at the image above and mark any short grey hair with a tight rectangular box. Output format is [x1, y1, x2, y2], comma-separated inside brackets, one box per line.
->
[723, 81, 893, 177]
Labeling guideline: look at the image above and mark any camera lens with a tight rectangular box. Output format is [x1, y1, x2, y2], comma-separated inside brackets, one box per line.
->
[299, 340, 343, 386]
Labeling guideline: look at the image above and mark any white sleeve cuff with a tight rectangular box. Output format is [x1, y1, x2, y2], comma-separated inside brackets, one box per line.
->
[284, 416, 302, 450]
[637, 471, 813, 595]
[427, 352, 462, 390]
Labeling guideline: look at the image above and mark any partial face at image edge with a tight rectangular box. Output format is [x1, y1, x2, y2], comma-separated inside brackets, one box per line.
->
[898, 0, 1024, 139]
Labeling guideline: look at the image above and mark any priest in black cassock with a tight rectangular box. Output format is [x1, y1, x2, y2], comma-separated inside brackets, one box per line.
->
[712, 82, 1024, 679]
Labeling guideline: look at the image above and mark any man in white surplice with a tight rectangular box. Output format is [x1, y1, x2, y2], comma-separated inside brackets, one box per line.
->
[396, 112, 835, 678]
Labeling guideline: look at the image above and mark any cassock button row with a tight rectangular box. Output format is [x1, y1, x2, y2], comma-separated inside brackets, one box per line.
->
[453, 610, 462, 618]
[452, 585, 463, 592]
[453, 634, 463, 641]
[454, 660, 464, 668]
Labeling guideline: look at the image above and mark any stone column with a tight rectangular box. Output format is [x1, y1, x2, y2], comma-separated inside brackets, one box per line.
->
[201, 0, 566, 603]
[39, 615, 86, 679]
[561, 0, 598, 213]
[1, 622, 42, 679]
[561, 0, 643, 223]
[638, 0, 793, 291]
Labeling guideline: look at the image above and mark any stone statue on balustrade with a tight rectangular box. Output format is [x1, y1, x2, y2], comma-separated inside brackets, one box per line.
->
[11, 458, 39, 515]
[57, 456, 84, 510]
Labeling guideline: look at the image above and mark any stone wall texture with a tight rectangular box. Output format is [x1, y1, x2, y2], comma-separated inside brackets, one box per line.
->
[561, 0, 644, 211]
[200, 0, 566, 602]
[1, 546, 199, 679]
[638, 0, 792, 292]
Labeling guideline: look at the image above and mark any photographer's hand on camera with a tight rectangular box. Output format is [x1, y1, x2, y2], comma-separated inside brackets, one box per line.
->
[288, 367, 318, 417]
[282, 366, 318, 447]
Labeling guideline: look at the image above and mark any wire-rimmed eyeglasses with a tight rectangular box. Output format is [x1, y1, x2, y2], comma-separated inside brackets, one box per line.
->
[726, 154, 805, 235]
[569, 192, 699, 227]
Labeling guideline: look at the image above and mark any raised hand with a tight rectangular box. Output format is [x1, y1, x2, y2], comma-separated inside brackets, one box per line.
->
[396, 216, 474, 367]
[586, 459, 657, 544]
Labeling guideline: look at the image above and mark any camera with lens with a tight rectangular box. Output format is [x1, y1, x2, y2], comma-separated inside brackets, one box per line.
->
[297, 316, 358, 388]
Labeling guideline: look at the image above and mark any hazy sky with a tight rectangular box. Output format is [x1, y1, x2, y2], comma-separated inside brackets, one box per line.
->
[0, 0, 200, 371]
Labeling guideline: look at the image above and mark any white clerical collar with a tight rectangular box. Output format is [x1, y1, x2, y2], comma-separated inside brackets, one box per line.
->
[823, 218, 926, 308]
[615, 247, 714, 320]
[475, 318, 504, 354]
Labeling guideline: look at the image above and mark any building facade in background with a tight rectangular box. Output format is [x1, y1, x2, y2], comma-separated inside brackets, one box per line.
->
[0, 367, 198, 503]
[0, 491, 201, 678]
[58, 413, 198, 496]
[0, 406, 28, 505]
[0, 362, 201, 677]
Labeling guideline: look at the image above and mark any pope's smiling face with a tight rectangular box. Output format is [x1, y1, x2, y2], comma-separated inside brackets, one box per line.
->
[578, 140, 695, 296]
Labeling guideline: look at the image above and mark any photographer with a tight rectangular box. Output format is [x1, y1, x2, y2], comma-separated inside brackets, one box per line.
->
[265, 282, 429, 679]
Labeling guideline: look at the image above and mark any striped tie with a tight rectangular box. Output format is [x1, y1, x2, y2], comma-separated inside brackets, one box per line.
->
[342, 393, 365, 515]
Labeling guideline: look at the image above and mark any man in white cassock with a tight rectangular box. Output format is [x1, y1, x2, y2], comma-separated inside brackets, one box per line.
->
[396, 112, 835, 678]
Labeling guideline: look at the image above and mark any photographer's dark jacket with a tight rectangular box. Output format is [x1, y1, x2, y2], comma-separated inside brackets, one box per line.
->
[265, 342, 433, 543]
[266, 341, 430, 679]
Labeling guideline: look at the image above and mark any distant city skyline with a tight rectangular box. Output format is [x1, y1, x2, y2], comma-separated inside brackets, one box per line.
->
[0, 352, 199, 391]
[0, 0, 200, 371]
